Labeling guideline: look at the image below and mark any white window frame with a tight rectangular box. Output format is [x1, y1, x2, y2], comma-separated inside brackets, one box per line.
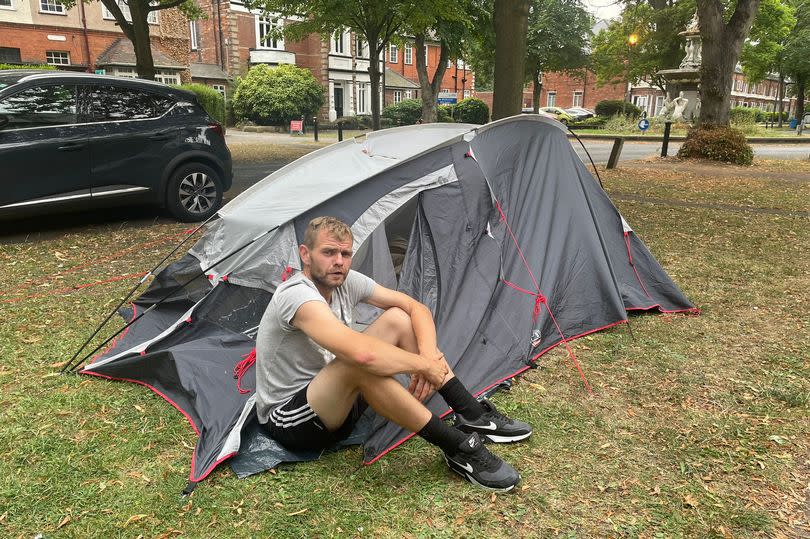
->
[424, 45, 428, 65]
[45, 50, 70, 65]
[393, 90, 402, 103]
[357, 82, 366, 113]
[404, 45, 412, 65]
[189, 20, 198, 51]
[654, 95, 664, 115]
[103, 1, 158, 24]
[572, 91, 583, 107]
[0, 0, 14, 11]
[256, 16, 283, 49]
[40, 0, 65, 14]
[112, 67, 137, 78]
[404, 90, 412, 99]
[212, 84, 226, 98]
[389, 44, 398, 63]
[154, 70, 180, 85]
[547, 91, 556, 107]
[463, 89, 471, 98]
[355, 36, 367, 58]
[331, 29, 348, 55]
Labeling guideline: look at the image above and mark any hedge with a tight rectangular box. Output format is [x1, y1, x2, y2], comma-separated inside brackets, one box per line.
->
[595, 99, 642, 118]
[0, 63, 55, 71]
[454, 97, 489, 124]
[677, 125, 754, 165]
[175, 83, 226, 125]
[232, 64, 324, 125]
[382, 99, 422, 125]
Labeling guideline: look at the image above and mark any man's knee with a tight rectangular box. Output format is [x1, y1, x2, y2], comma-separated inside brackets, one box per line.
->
[381, 306, 411, 331]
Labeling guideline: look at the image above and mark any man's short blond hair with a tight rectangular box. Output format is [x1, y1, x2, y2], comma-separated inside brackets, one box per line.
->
[303, 216, 353, 249]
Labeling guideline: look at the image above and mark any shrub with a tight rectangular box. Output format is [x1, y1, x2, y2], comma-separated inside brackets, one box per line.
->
[382, 99, 422, 125]
[438, 104, 455, 122]
[568, 116, 608, 129]
[729, 106, 758, 126]
[677, 125, 754, 165]
[232, 64, 324, 126]
[0, 63, 55, 70]
[176, 83, 226, 125]
[595, 99, 642, 118]
[455, 97, 489, 124]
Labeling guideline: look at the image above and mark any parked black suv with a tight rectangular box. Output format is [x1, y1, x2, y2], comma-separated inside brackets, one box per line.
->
[0, 71, 232, 222]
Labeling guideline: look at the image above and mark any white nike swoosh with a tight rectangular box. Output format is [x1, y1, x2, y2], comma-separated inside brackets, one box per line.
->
[448, 458, 474, 473]
[471, 421, 498, 431]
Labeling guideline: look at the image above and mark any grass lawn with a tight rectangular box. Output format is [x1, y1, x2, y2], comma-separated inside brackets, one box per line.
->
[0, 158, 807, 538]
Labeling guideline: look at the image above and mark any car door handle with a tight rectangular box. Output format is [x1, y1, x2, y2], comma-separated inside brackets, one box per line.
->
[57, 142, 86, 151]
[149, 129, 175, 140]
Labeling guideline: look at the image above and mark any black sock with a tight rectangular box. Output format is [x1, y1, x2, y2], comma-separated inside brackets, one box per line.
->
[417, 414, 467, 454]
[439, 377, 485, 420]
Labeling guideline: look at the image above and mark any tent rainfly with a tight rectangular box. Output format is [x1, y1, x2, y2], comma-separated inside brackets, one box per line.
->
[78, 115, 697, 493]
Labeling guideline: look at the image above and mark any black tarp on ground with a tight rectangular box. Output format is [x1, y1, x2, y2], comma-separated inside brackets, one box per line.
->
[81, 116, 696, 487]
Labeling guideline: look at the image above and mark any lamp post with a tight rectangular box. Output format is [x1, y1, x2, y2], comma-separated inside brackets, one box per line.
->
[624, 33, 639, 115]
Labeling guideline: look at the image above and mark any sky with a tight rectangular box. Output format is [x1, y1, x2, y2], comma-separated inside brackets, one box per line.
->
[582, 0, 623, 21]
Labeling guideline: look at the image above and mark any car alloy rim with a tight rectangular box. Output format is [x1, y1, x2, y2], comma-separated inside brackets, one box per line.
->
[179, 172, 217, 214]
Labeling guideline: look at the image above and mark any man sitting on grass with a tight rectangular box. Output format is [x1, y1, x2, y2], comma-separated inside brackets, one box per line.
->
[255, 216, 532, 491]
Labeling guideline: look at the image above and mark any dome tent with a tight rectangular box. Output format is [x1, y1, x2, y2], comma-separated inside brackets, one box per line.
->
[78, 116, 697, 492]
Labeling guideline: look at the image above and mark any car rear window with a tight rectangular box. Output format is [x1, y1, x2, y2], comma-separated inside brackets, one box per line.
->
[83, 85, 171, 122]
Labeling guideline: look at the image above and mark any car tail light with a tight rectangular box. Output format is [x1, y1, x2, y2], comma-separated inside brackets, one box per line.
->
[208, 123, 224, 137]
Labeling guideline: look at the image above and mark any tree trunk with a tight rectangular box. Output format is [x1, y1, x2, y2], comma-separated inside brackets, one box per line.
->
[415, 35, 450, 123]
[128, 1, 156, 80]
[532, 69, 542, 112]
[492, 0, 529, 120]
[795, 77, 806, 134]
[697, 0, 760, 126]
[777, 72, 784, 128]
[367, 31, 382, 131]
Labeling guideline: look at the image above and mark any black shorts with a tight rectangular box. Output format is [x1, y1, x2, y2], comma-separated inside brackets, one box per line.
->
[264, 383, 368, 451]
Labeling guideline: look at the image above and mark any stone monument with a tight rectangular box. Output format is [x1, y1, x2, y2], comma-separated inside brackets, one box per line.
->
[658, 11, 702, 122]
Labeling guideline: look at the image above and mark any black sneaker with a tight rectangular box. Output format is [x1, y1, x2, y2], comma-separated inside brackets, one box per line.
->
[444, 432, 521, 492]
[454, 399, 532, 443]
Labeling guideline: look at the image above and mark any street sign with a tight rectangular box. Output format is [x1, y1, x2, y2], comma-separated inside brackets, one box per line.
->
[638, 118, 650, 131]
[290, 119, 304, 134]
[437, 92, 457, 105]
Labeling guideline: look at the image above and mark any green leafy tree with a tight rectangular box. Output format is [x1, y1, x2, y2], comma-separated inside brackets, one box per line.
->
[740, 0, 796, 126]
[247, 0, 423, 130]
[232, 64, 324, 125]
[398, 2, 478, 123]
[525, 0, 592, 112]
[59, 0, 203, 80]
[782, 0, 810, 126]
[591, 1, 695, 92]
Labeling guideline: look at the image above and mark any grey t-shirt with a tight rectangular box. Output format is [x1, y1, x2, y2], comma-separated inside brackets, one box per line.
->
[255, 270, 376, 424]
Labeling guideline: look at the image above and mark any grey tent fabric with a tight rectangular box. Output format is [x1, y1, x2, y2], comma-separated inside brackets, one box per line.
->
[81, 115, 697, 487]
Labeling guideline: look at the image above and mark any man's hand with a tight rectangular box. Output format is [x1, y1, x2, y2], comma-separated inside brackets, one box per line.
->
[408, 349, 448, 400]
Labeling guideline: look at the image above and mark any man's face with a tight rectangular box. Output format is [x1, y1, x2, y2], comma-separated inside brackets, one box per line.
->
[302, 230, 353, 290]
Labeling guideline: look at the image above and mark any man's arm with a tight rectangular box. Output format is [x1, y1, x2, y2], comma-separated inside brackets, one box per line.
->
[364, 284, 439, 359]
[291, 300, 447, 386]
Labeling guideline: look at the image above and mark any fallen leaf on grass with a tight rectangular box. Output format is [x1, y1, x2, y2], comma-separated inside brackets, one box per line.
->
[768, 435, 789, 445]
[0, 512, 6, 525]
[287, 508, 308, 516]
[57, 515, 71, 529]
[683, 494, 700, 508]
[125, 514, 148, 527]
[134, 405, 145, 413]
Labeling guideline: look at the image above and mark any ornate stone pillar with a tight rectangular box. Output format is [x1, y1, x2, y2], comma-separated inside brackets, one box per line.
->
[328, 79, 337, 122]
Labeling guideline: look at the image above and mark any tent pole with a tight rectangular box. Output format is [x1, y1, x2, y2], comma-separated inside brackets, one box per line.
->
[61, 219, 212, 374]
[64, 224, 282, 373]
[567, 126, 604, 188]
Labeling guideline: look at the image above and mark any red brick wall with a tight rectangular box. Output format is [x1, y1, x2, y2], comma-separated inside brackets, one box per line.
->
[385, 43, 473, 102]
[0, 24, 129, 69]
[539, 71, 625, 109]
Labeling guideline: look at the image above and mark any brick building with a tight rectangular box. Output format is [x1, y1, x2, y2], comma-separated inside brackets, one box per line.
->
[0, 0, 189, 81]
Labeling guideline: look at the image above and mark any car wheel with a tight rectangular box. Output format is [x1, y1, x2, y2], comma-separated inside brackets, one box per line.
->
[166, 162, 223, 222]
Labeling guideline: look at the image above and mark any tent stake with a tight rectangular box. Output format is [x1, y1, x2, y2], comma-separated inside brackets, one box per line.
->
[65, 224, 281, 373]
[61, 218, 212, 374]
